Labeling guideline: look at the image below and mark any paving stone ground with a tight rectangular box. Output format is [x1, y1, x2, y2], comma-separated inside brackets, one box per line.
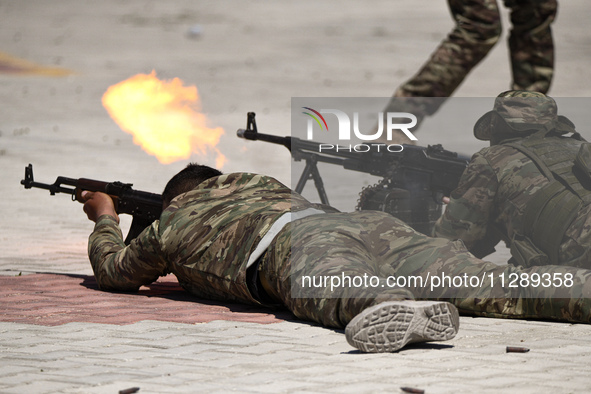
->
[1, 1, 591, 393]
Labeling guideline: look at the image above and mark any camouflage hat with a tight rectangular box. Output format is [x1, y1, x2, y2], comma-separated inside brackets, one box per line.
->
[474, 90, 558, 141]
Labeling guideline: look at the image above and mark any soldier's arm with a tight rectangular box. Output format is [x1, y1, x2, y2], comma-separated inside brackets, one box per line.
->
[84, 192, 168, 292]
[433, 152, 501, 254]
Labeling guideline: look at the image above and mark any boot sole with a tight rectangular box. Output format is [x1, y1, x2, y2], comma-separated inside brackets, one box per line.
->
[345, 301, 459, 353]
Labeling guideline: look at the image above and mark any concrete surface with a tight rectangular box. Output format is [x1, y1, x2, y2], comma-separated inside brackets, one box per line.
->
[1, 1, 591, 393]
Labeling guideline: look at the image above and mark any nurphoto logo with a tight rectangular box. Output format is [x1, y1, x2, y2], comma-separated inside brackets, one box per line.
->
[301, 107, 417, 153]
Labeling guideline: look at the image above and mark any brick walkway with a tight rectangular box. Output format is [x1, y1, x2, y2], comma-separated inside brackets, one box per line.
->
[0, 274, 287, 326]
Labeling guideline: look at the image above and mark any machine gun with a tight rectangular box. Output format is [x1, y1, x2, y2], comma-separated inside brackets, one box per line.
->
[21, 164, 162, 245]
[237, 112, 470, 234]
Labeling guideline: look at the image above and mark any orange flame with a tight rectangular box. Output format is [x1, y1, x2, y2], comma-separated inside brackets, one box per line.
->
[102, 71, 226, 167]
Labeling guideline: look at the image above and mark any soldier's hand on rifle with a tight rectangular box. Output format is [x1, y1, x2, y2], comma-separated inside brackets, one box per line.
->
[82, 191, 119, 223]
[442, 196, 450, 204]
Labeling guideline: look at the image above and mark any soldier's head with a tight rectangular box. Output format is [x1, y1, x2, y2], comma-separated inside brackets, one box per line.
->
[162, 163, 222, 208]
[474, 90, 559, 144]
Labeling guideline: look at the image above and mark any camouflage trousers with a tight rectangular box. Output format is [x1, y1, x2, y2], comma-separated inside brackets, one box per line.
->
[260, 211, 591, 329]
[387, 0, 557, 128]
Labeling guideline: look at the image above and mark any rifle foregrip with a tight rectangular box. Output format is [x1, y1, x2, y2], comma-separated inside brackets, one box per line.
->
[77, 178, 111, 192]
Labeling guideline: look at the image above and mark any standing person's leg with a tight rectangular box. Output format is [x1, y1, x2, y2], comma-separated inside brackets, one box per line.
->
[504, 0, 557, 93]
[395, 0, 502, 98]
[382, 0, 502, 136]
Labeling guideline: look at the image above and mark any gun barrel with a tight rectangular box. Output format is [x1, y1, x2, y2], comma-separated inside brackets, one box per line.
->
[237, 128, 291, 150]
[21, 164, 79, 195]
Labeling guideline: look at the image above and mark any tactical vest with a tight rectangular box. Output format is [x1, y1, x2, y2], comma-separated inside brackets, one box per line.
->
[503, 130, 591, 266]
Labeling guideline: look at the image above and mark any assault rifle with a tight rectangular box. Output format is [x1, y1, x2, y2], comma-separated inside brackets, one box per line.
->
[237, 112, 470, 234]
[21, 164, 162, 245]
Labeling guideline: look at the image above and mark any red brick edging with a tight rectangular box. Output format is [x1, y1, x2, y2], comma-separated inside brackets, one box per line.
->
[0, 273, 286, 326]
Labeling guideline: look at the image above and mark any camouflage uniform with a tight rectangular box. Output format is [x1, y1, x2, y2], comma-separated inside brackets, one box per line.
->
[434, 91, 591, 269]
[88, 173, 325, 304]
[88, 171, 591, 329]
[385, 0, 557, 130]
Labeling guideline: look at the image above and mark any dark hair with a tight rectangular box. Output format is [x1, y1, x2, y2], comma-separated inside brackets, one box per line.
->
[162, 163, 222, 207]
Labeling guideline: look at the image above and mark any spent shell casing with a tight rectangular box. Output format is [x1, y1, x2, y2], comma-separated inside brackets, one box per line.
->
[506, 346, 530, 353]
[400, 387, 425, 394]
[118, 388, 140, 394]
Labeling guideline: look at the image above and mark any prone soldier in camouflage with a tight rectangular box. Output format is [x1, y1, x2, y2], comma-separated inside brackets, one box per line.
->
[82, 159, 591, 352]
[83, 165, 460, 352]
[382, 0, 557, 133]
[434, 90, 591, 269]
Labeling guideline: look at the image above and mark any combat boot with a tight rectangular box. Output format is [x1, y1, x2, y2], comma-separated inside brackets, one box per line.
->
[345, 300, 459, 353]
